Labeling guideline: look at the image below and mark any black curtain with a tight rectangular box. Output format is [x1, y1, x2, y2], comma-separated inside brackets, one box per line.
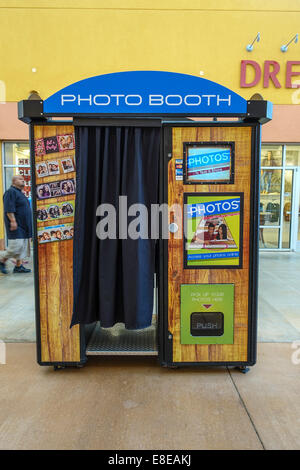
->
[70, 126, 160, 329]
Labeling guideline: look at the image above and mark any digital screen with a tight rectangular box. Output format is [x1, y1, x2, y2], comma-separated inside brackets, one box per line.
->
[183, 143, 234, 184]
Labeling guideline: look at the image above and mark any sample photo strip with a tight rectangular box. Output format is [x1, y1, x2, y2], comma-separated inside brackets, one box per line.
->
[185, 193, 243, 268]
[38, 223, 74, 244]
[36, 178, 76, 200]
[37, 201, 75, 222]
[57, 134, 75, 151]
[184, 144, 233, 184]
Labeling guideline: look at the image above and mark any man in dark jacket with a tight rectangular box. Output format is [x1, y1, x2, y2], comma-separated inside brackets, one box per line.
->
[0, 175, 32, 274]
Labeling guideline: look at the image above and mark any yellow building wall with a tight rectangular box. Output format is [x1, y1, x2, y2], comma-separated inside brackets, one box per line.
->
[0, 0, 299, 104]
[0, 142, 3, 245]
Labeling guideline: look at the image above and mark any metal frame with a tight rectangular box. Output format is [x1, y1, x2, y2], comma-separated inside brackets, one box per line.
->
[18, 99, 272, 124]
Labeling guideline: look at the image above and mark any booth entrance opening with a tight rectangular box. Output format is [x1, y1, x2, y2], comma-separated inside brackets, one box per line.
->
[72, 123, 162, 358]
[18, 71, 272, 371]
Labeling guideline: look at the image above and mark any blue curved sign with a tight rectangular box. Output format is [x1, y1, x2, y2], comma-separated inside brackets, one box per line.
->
[44, 71, 247, 115]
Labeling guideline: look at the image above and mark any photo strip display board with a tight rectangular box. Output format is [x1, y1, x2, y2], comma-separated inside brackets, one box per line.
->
[33, 124, 80, 364]
[35, 132, 76, 244]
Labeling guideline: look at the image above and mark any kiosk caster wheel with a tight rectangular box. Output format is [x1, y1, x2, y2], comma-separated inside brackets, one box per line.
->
[54, 365, 66, 371]
[237, 366, 250, 374]
[161, 363, 179, 369]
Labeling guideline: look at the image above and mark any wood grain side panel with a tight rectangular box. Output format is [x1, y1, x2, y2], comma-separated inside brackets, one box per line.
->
[168, 126, 252, 363]
[34, 125, 80, 363]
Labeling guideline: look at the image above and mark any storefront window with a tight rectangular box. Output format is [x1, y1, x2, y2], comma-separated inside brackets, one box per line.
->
[260, 144, 300, 251]
[286, 146, 300, 166]
[259, 227, 279, 249]
[2, 142, 31, 199]
[261, 145, 283, 167]
[282, 169, 293, 248]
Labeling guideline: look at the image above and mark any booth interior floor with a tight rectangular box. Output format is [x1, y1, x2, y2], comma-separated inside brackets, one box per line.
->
[86, 321, 157, 355]
[0, 342, 300, 450]
[258, 252, 300, 342]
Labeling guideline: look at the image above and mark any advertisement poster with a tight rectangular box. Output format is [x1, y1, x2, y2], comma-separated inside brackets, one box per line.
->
[183, 143, 234, 184]
[180, 284, 234, 345]
[38, 223, 74, 244]
[184, 193, 243, 268]
[37, 201, 75, 222]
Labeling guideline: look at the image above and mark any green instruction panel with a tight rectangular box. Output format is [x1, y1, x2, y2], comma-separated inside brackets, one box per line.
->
[181, 284, 234, 345]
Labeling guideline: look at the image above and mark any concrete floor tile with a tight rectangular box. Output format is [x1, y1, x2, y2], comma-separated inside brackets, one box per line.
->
[230, 343, 300, 450]
[0, 344, 262, 450]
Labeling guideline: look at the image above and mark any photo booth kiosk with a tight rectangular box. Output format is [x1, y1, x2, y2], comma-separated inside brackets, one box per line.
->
[18, 71, 272, 371]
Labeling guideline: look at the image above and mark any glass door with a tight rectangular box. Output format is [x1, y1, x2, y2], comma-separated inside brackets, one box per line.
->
[2, 142, 31, 199]
[281, 168, 294, 249]
[2, 142, 31, 246]
[292, 168, 300, 251]
[260, 145, 300, 251]
[259, 146, 282, 249]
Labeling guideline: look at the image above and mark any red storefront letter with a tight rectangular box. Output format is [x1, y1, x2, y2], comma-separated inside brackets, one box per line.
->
[286, 61, 300, 88]
[263, 61, 281, 88]
[240, 60, 261, 87]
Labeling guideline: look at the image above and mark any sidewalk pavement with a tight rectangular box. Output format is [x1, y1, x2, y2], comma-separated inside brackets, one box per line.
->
[0, 342, 299, 450]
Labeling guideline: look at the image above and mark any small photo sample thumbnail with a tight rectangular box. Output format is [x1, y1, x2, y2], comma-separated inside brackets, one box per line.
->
[57, 133, 75, 152]
[36, 162, 49, 178]
[61, 202, 74, 217]
[36, 183, 51, 200]
[47, 160, 60, 176]
[44, 136, 59, 154]
[35, 138, 46, 157]
[38, 223, 74, 244]
[61, 157, 75, 173]
[60, 179, 75, 195]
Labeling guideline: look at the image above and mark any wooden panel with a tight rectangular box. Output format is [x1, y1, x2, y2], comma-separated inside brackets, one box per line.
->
[34, 125, 80, 363]
[168, 126, 252, 363]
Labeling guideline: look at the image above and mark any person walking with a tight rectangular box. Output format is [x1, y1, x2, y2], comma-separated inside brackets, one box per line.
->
[0, 175, 32, 274]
